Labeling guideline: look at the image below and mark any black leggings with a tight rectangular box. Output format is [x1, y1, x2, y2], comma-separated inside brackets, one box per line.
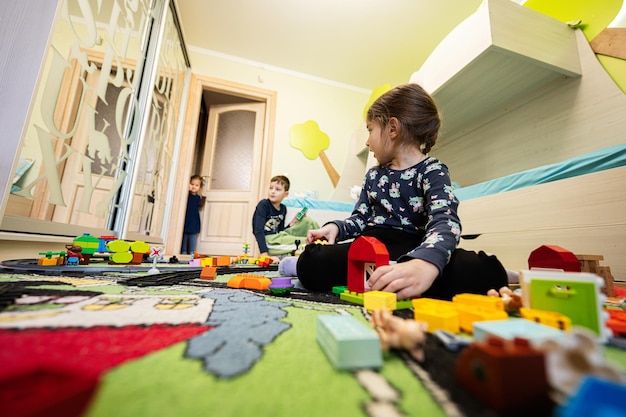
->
[296, 228, 508, 300]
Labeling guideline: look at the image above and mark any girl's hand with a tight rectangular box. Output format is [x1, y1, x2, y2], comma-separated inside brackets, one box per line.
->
[306, 223, 339, 244]
[367, 258, 439, 300]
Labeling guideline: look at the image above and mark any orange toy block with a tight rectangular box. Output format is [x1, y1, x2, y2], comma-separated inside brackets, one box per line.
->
[606, 309, 626, 336]
[200, 266, 217, 280]
[227, 274, 271, 290]
[38, 257, 58, 266]
[215, 256, 231, 266]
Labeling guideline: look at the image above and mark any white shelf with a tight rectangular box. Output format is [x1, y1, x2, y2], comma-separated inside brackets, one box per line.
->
[410, 0, 581, 137]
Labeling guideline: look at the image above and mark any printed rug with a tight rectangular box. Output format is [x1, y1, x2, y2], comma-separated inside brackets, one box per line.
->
[0, 262, 623, 417]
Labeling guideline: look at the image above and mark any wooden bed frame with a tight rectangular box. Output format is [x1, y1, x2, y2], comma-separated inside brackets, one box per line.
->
[457, 166, 626, 282]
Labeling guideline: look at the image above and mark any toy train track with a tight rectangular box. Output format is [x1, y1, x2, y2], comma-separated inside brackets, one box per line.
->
[0, 258, 277, 275]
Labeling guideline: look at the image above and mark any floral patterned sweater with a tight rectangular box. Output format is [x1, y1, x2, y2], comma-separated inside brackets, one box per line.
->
[330, 157, 461, 273]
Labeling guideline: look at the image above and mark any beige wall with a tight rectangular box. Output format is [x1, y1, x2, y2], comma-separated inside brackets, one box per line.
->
[186, 47, 371, 201]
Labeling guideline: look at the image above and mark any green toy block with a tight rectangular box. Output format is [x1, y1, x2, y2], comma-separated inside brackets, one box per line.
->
[340, 291, 364, 305]
[520, 269, 610, 341]
[317, 314, 382, 370]
[332, 286, 347, 295]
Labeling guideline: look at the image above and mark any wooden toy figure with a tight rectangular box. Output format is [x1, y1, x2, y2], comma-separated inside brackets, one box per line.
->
[65, 245, 84, 264]
[370, 308, 428, 362]
[487, 286, 523, 313]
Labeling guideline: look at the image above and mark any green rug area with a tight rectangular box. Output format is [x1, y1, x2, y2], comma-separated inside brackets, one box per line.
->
[1, 270, 625, 417]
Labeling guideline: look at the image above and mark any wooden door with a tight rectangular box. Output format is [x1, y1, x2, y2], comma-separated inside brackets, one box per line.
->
[196, 102, 265, 255]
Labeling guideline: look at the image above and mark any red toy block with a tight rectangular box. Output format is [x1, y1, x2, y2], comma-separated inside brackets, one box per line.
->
[347, 236, 389, 293]
[455, 335, 550, 413]
[528, 245, 581, 272]
[606, 309, 626, 337]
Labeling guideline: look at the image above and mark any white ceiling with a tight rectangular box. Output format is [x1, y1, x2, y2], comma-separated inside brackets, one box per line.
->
[175, 0, 484, 91]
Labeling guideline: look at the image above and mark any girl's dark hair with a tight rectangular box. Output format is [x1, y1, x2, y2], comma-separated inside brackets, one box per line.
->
[190, 174, 203, 186]
[366, 83, 440, 154]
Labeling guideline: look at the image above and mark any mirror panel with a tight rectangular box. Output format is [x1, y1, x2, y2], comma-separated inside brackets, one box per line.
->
[5, 0, 189, 242]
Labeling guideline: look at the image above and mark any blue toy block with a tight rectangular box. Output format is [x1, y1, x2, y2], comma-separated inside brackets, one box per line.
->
[317, 314, 382, 370]
[473, 318, 566, 344]
[66, 257, 80, 266]
[557, 376, 626, 417]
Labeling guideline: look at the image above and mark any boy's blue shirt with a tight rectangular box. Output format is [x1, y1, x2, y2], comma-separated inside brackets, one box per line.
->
[252, 198, 287, 253]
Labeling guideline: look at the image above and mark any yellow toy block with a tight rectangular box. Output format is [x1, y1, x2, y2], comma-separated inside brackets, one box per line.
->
[363, 291, 396, 311]
[129, 240, 150, 254]
[453, 293, 505, 312]
[453, 304, 508, 334]
[200, 257, 214, 267]
[412, 298, 454, 309]
[412, 298, 459, 334]
[520, 307, 571, 331]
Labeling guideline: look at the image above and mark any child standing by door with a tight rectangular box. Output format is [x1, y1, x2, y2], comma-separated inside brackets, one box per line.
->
[181, 175, 206, 255]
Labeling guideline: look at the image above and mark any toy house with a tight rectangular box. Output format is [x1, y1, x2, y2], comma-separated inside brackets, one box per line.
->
[528, 245, 581, 272]
[346, 236, 390, 293]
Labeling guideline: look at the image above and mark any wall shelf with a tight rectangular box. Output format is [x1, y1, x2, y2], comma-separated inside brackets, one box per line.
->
[410, 0, 581, 137]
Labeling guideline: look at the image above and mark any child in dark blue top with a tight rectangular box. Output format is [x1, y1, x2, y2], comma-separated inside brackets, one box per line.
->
[181, 175, 206, 255]
[297, 84, 507, 300]
[253, 175, 293, 257]
[252, 175, 318, 260]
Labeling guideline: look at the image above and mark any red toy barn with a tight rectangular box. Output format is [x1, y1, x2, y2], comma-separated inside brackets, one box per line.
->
[347, 236, 389, 293]
[528, 245, 581, 272]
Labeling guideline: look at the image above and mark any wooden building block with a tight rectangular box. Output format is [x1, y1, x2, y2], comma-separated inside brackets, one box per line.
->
[576, 254, 604, 273]
[596, 266, 615, 298]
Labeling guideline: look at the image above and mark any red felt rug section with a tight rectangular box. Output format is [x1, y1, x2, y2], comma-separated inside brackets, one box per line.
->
[0, 324, 211, 417]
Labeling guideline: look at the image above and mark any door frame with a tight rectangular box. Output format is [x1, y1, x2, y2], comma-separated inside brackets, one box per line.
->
[165, 74, 277, 255]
